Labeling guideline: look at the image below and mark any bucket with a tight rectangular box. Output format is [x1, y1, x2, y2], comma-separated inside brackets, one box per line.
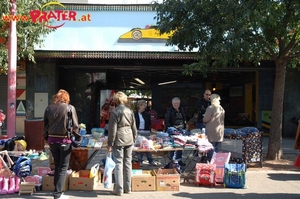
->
[91, 128, 105, 140]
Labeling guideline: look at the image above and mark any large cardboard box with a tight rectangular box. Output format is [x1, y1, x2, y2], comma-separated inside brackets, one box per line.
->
[42, 175, 69, 191]
[132, 170, 156, 191]
[153, 168, 180, 191]
[69, 170, 99, 191]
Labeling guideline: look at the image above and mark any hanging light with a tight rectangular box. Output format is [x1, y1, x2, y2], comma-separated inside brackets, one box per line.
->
[212, 83, 216, 91]
[158, 80, 177, 85]
[134, 78, 145, 85]
[130, 82, 142, 86]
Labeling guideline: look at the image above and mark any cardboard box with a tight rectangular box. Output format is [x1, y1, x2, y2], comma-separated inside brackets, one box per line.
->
[69, 170, 99, 191]
[42, 175, 69, 191]
[153, 168, 180, 191]
[132, 170, 156, 191]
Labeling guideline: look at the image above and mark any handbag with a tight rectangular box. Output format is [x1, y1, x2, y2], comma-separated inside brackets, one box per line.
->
[67, 105, 81, 148]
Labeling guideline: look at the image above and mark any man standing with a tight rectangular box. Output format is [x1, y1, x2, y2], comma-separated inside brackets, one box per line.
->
[194, 89, 211, 159]
[196, 89, 211, 129]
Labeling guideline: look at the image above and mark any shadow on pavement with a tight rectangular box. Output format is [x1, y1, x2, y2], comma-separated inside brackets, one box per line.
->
[172, 192, 300, 199]
[267, 172, 300, 181]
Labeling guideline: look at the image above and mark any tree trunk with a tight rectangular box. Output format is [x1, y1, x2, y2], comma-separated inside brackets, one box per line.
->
[266, 59, 287, 160]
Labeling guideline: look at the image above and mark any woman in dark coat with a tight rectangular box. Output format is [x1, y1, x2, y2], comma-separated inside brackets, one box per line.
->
[134, 100, 156, 167]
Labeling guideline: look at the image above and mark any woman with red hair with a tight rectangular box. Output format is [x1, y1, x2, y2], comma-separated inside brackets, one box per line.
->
[43, 89, 80, 199]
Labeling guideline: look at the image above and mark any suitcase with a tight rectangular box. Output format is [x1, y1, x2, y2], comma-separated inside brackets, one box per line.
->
[224, 163, 246, 188]
[210, 152, 231, 184]
[195, 163, 216, 186]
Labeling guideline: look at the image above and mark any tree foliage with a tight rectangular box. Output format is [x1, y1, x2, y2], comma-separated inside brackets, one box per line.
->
[154, 0, 300, 160]
[0, 0, 57, 73]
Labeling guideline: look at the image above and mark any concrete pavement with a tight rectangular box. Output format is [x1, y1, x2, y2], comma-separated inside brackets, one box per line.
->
[3, 137, 300, 199]
[3, 170, 300, 199]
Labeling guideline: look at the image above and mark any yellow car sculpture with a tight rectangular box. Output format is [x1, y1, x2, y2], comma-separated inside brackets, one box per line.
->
[118, 25, 172, 43]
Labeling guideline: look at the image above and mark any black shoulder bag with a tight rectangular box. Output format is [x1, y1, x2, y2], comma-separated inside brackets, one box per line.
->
[67, 105, 81, 148]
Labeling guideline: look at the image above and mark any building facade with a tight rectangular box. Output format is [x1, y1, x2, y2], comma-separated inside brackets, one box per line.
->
[1, 3, 299, 137]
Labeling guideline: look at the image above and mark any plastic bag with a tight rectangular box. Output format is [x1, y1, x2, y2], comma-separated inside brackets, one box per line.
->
[89, 163, 100, 178]
[103, 152, 116, 188]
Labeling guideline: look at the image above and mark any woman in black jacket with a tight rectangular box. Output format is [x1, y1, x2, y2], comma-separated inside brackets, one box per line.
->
[165, 97, 187, 166]
[43, 89, 80, 199]
[134, 100, 156, 167]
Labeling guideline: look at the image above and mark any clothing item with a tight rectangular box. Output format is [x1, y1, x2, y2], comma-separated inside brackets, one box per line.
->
[207, 142, 221, 162]
[107, 105, 137, 147]
[112, 145, 133, 195]
[150, 161, 157, 166]
[165, 107, 187, 130]
[170, 150, 183, 161]
[48, 137, 72, 144]
[165, 106, 186, 165]
[110, 191, 122, 196]
[203, 105, 225, 143]
[195, 122, 205, 129]
[57, 193, 69, 199]
[134, 110, 155, 166]
[138, 113, 145, 129]
[43, 103, 79, 141]
[197, 98, 211, 123]
[134, 111, 151, 131]
[50, 143, 72, 199]
[178, 160, 186, 167]
[137, 152, 154, 165]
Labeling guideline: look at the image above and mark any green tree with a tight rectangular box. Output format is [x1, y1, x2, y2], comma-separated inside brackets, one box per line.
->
[154, 0, 300, 160]
[0, 0, 57, 72]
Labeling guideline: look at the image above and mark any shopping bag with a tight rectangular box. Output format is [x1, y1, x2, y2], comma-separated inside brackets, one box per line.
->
[89, 163, 100, 178]
[103, 152, 116, 188]
[224, 163, 246, 188]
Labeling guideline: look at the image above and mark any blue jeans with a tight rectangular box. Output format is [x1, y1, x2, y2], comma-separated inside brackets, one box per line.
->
[207, 142, 221, 162]
[49, 143, 72, 199]
[170, 150, 183, 161]
[136, 152, 154, 164]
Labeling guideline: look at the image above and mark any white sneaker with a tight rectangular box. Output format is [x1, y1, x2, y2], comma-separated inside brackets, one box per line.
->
[150, 162, 157, 166]
[58, 193, 69, 199]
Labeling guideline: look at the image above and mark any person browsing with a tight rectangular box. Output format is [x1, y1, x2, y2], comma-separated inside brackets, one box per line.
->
[202, 94, 225, 162]
[43, 89, 80, 199]
[107, 91, 137, 196]
[134, 100, 157, 167]
[165, 97, 187, 166]
[196, 89, 211, 129]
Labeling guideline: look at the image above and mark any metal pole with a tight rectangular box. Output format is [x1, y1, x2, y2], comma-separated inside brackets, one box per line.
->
[7, 0, 17, 138]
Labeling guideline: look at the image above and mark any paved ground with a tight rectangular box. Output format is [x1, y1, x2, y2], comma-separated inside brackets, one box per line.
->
[3, 137, 300, 199]
[3, 170, 300, 199]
